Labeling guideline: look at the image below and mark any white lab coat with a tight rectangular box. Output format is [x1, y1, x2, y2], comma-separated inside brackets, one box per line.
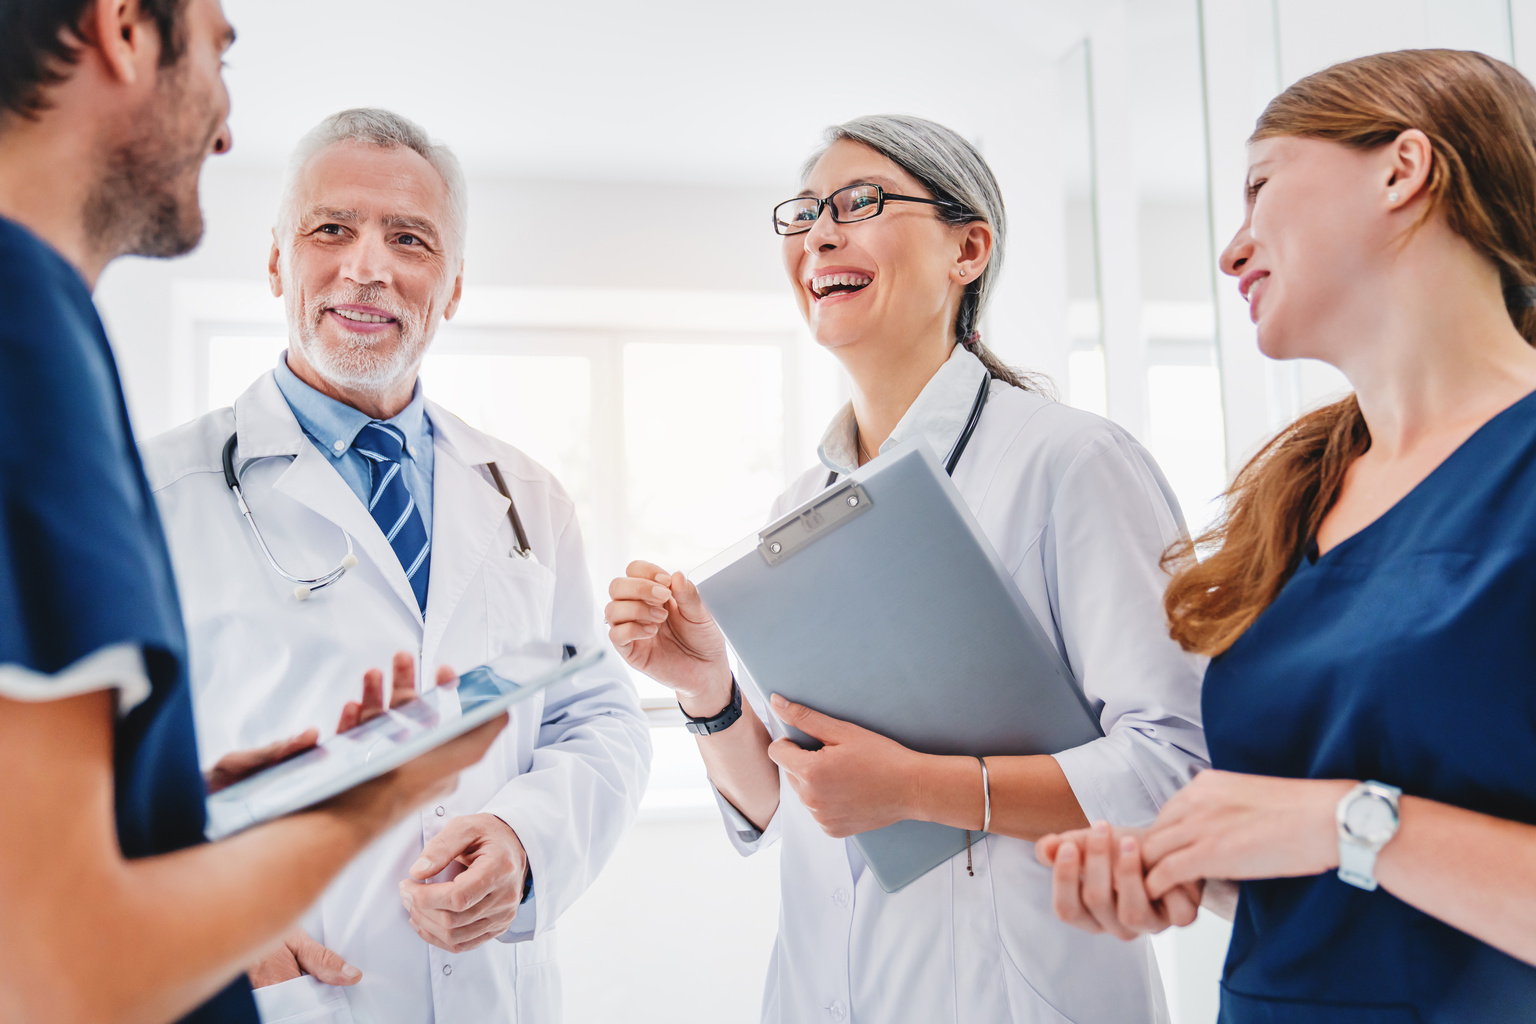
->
[141, 370, 651, 1024]
[717, 347, 1209, 1023]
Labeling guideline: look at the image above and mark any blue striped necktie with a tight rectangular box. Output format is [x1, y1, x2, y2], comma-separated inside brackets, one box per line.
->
[352, 421, 430, 612]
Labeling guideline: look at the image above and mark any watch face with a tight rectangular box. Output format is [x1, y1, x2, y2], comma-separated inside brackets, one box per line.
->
[1345, 793, 1398, 845]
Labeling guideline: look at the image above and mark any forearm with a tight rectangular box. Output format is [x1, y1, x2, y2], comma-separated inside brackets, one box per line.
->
[14, 803, 379, 1024]
[1376, 796, 1536, 966]
[689, 695, 780, 833]
[912, 753, 1089, 841]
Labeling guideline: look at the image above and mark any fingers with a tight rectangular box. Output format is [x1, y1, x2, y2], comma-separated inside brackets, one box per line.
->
[355, 668, 385, 725]
[766, 736, 813, 775]
[435, 665, 456, 687]
[411, 817, 477, 880]
[389, 651, 417, 708]
[1161, 882, 1202, 928]
[1050, 841, 1102, 933]
[769, 694, 846, 743]
[1111, 836, 1165, 934]
[1036, 833, 1064, 866]
[1080, 824, 1135, 940]
[1145, 846, 1202, 901]
[624, 560, 670, 585]
[408, 855, 500, 915]
[287, 929, 361, 986]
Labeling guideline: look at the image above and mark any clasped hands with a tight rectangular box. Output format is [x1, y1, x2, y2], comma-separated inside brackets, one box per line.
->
[207, 653, 529, 989]
[1037, 770, 1353, 940]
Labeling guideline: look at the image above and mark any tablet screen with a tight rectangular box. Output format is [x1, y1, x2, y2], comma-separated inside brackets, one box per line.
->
[205, 645, 600, 839]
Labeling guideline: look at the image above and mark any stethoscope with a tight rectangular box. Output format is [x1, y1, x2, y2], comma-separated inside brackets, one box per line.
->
[824, 372, 991, 488]
[221, 432, 534, 602]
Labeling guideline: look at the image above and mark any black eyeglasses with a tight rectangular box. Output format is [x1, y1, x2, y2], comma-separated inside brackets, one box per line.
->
[772, 183, 966, 236]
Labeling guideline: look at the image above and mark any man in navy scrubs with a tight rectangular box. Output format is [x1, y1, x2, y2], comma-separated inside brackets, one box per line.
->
[0, 2, 505, 1021]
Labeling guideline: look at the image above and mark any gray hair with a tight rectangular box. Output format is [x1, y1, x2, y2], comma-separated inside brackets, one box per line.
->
[278, 108, 468, 262]
[804, 114, 1036, 391]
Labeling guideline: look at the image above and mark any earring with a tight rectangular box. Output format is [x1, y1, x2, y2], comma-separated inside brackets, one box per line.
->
[1388, 191, 1400, 202]
[959, 268, 967, 277]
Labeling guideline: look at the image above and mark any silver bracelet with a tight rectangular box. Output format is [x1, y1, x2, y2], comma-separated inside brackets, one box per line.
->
[976, 755, 991, 833]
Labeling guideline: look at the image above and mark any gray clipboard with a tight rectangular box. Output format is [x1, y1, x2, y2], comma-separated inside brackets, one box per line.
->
[693, 437, 1102, 893]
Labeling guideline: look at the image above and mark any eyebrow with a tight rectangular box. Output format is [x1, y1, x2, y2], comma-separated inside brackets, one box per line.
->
[796, 175, 906, 199]
[303, 207, 443, 242]
[382, 214, 442, 240]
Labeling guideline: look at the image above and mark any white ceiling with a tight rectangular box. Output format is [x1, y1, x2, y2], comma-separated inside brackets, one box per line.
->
[218, 0, 1126, 186]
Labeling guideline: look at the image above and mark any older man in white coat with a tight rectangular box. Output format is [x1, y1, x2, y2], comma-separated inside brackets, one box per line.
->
[140, 108, 651, 1023]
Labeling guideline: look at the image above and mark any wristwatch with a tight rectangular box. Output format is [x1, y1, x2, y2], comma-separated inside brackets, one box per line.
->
[1336, 780, 1402, 891]
[681, 678, 743, 736]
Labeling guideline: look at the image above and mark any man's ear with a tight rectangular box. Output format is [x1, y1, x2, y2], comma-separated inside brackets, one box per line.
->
[81, 0, 157, 86]
[443, 262, 465, 321]
[268, 233, 284, 298]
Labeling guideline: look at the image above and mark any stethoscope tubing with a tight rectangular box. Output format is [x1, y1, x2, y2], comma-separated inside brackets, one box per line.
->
[826, 372, 992, 488]
[222, 432, 357, 598]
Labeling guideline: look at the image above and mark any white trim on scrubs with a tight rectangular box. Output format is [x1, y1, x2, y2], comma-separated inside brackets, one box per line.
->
[716, 346, 1209, 1024]
[0, 641, 150, 716]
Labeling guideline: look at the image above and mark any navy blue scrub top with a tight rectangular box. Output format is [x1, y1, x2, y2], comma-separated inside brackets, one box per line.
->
[0, 217, 256, 1023]
[1205, 390, 1536, 1023]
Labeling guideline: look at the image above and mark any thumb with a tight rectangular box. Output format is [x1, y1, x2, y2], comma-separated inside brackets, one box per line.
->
[288, 930, 361, 986]
[411, 817, 477, 879]
[769, 694, 846, 743]
[668, 571, 714, 623]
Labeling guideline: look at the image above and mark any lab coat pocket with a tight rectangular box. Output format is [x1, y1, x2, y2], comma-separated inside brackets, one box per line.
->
[483, 555, 557, 654]
[251, 975, 356, 1024]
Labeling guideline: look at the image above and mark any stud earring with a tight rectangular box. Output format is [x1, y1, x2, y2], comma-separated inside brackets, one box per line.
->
[1388, 191, 1400, 202]
[959, 268, 967, 277]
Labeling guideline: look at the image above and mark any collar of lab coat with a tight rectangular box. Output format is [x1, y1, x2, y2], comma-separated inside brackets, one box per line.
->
[817, 344, 989, 477]
[231, 373, 513, 636]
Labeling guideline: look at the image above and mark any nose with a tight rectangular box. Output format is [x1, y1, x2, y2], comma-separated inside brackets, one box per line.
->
[212, 121, 233, 156]
[803, 202, 844, 254]
[340, 231, 391, 288]
[1220, 220, 1253, 278]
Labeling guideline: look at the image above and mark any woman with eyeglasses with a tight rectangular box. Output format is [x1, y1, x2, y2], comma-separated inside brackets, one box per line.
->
[607, 114, 1206, 1022]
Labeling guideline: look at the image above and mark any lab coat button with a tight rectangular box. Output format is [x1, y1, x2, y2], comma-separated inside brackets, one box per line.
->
[832, 888, 849, 907]
[829, 1001, 847, 1020]
[442, 963, 453, 977]
[435, 805, 446, 817]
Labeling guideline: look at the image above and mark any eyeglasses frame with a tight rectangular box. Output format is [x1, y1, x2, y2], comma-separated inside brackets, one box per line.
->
[772, 183, 968, 236]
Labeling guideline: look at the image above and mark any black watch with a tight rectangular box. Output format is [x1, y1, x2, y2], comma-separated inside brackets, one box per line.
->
[681, 678, 743, 735]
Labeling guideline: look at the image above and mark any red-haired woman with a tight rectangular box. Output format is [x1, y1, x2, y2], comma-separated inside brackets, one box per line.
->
[1040, 49, 1536, 1021]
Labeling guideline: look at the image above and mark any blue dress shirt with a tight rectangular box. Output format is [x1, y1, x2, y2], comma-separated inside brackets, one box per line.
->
[273, 354, 435, 538]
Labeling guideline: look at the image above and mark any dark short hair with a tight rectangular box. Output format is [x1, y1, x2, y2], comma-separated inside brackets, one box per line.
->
[0, 0, 187, 121]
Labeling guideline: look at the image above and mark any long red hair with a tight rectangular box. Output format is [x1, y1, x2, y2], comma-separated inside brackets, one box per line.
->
[1164, 49, 1536, 656]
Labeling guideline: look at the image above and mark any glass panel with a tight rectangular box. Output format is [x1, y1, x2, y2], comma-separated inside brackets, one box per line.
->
[419, 353, 594, 522]
[1060, 39, 1106, 415]
[206, 335, 289, 412]
[623, 342, 785, 576]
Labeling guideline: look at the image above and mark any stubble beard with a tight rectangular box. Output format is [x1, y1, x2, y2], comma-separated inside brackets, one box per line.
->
[83, 62, 218, 261]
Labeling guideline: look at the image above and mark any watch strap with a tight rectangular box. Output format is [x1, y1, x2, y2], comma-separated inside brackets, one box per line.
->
[1336, 780, 1402, 891]
[682, 678, 742, 736]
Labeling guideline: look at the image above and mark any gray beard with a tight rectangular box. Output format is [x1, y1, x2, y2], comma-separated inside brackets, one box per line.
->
[289, 288, 431, 394]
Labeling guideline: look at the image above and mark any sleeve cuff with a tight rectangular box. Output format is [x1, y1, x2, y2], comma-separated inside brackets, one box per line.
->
[1051, 734, 1165, 828]
[712, 782, 781, 855]
[0, 643, 151, 718]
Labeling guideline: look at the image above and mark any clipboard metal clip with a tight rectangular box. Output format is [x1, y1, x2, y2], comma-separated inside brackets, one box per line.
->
[758, 482, 872, 566]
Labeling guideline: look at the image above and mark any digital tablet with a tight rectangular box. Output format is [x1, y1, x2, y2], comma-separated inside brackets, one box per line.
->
[204, 644, 603, 841]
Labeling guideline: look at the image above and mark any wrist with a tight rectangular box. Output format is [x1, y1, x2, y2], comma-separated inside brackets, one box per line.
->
[677, 671, 735, 719]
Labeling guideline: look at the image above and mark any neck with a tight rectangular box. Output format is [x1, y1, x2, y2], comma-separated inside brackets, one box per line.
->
[837, 328, 956, 461]
[1332, 242, 1536, 461]
[0, 114, 111, 287]
[286, 349, 418, 421]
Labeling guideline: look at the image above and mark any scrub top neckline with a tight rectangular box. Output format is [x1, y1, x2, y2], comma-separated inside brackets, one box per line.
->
[1306, 384, 1536, 566]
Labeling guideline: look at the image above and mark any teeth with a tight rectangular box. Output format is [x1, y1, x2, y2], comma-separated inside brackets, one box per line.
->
[333, 308, 393, 324]
[810, 272, 873, 297]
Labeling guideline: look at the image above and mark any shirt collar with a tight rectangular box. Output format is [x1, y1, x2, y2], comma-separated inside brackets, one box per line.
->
[273, 353, 431, 460]
[817, 345, 990, 476]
